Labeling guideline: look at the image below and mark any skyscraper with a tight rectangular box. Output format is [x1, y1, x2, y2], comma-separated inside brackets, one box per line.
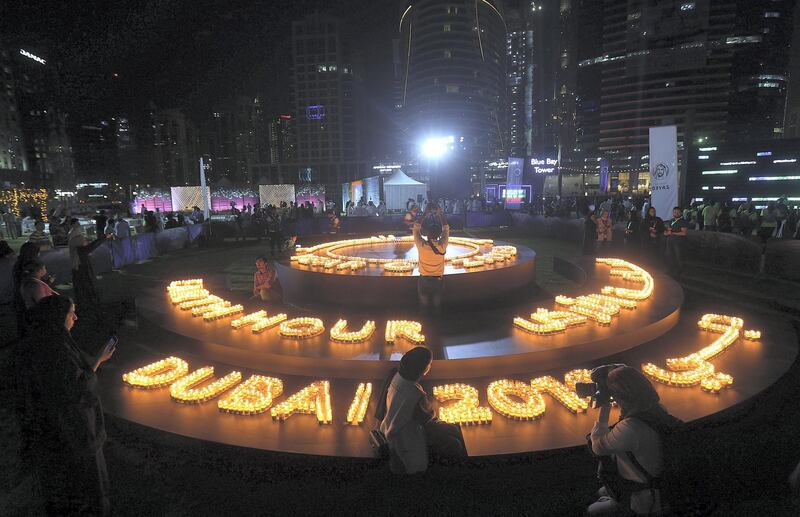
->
[289, 13, 366, 192]
[0, 47, 27, 185]
[574, 0, 795, 178]
[8, 45, 74, 189]
[268, 114, 296, 165]
[398, 0, 507, 189]
[153, 109, 199, 187]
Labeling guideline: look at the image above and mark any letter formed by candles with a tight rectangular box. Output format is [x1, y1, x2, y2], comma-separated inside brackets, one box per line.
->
[530, 375, 590, 413]
[122, 356, 189, 388]
[251, 313, 288, 333]
[432, 383, 492, 425]
[345, 382, 372, 425]
[231, 310, 268, 329]
[330, 319, 376, 343]
[514, 309, 588, 335]
[641, 314, 761, 393]
[170, 366, 242, 403]
[487, 379, 546, 420]
[218, 375, 284, 415]
[279, 317, 325, 339]
[270, 381, 332, 424]
[384, 320, 425, 345]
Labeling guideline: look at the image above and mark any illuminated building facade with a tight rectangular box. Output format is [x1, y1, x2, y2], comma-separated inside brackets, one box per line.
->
[398, 0, 508, 176]
[268, 114, 296, 165]
[5, 45, 75, 189]
[574, 0, 795, 181]
[153, 108, 200, 187]
[686, 138, 800, 208]
[283, 13, 366, 197]
[0, 47, 27, 185]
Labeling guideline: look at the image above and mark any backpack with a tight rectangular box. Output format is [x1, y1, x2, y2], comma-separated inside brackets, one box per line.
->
[626, 411, 716, 517]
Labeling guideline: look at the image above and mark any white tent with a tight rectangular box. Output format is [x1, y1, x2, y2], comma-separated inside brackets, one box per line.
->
[382, 170, 428, 210]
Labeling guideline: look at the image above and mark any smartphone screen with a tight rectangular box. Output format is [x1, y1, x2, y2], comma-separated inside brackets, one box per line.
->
[107, 335, 119, 348]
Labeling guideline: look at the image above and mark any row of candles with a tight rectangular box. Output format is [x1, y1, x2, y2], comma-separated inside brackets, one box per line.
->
[642, 313, 761, 393]
[514, 258, 651, 334]
[167, 280, 424, 343]
[289, 234, 517, 274]
[123, 356, 605, 424]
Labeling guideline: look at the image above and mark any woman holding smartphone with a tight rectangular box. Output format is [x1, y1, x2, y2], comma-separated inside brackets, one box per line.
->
[20, 295, 116, 514]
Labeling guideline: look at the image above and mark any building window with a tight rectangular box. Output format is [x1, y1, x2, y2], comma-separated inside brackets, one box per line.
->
[443, 24, 451, 32]
[447, 6, 458, 14]
[764, 11, 780, 18]
[444, 50, 452, 58]
[446, 85, 459, 93]
[680, 2, 695, 11]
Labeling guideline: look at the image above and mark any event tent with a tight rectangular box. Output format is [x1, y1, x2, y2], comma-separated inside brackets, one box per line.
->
[382, 170, 428, 210]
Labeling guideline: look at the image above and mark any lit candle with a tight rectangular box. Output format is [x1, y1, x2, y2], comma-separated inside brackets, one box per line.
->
[432, 383, 492, 425]
[169, 366, 242, 404]
[487, 379, 546, 420]
[345, 382, 372, 425]
[270, 381, 332, 424]
[330, 319, 376, 343]
[385, 320, 425, 345]
[279, 317, 325, 339]
[218, 375, 284, 415]
[122, 356, 189, 388]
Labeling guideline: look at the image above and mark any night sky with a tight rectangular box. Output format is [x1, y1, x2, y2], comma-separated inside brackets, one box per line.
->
[1, 0, 399, 125]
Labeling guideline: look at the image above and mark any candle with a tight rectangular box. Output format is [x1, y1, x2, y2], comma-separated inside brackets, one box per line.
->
[169, 366, 242, 404]
[218, 375, 284, 415]
[122, 356, 189, 388]
[330, 319, 376, 343]
[432, 383, 492, 425]
[270, 381, 332, 424]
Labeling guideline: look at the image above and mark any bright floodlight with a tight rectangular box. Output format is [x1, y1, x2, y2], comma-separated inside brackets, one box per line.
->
[421, 136, 455, 158]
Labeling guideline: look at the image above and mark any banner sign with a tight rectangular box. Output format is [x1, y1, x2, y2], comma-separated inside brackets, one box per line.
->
[599, 159, 609, 193]
[648, 126, 679, 220]
[505, 157, 525, 209]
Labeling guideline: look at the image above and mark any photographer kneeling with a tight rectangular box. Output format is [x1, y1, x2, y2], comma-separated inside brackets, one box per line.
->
[413, 204, 449, 316]
[583, 365, 682, 516]
[374, 347, 467, 474]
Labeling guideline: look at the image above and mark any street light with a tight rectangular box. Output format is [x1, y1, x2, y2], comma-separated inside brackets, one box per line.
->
[421, 136, 455, 159]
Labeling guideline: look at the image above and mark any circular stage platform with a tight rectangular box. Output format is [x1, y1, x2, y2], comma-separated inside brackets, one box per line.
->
[98, 250, 798, 458]
[277, 237, 536, 308]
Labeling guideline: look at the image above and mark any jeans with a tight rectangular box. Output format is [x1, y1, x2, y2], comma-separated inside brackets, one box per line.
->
[418, 276, 443, 315]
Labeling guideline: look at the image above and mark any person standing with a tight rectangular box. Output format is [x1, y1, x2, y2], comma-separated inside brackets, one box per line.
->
[702, 202, 719, 232]
[3, 210, 19, 239]
[665, 207, 688, 278]
[641, 207, 665, 265]
[68, 219, 107, 314]
[413, 205, 449, 316]
[625, 209, 642, 258]
[93, 210, 108, 238]
[114, 216, 130, 239]
[583, 207, 597, 256]
[403, 205, 419, 234]
[595, 210, 613, 252]
[266, 208, 283, 256]
[20, 296, 116, 515]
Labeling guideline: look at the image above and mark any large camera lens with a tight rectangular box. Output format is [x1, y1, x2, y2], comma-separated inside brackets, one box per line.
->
[574, 382, 597, 399]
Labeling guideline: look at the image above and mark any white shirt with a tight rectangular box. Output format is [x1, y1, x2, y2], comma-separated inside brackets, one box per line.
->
[592, 417, 664, 514]
[115, 219, 131, 238]
[413, 222, 449, 276]
[379, 373, 428, 474]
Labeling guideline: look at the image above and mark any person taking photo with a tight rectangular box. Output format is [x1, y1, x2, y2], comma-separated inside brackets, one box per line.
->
[413, 204, 449, 316]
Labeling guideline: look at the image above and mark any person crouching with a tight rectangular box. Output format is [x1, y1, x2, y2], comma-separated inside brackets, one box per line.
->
[375, 346, 467, 474]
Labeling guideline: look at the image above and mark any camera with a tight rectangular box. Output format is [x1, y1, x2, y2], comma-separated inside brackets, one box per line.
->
[574, 364, 626, 406]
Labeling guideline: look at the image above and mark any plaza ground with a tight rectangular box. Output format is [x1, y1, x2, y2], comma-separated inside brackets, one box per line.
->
[1, 230, 799, 515]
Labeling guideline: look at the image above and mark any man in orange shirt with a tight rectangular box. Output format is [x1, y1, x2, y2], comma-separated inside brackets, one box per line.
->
[413, 204, 449, 315]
